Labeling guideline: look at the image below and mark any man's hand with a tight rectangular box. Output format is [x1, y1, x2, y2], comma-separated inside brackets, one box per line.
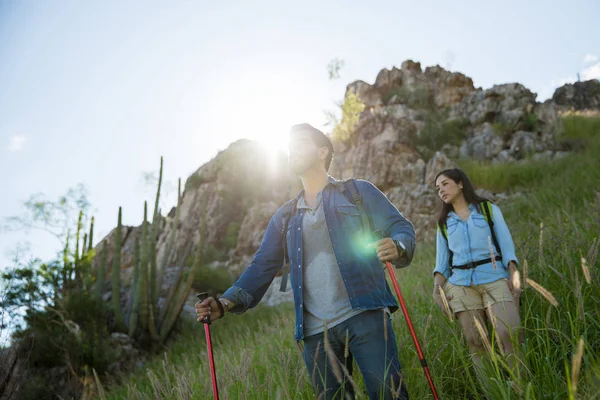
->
[195, 297, 223, 323]
[372, 238, 400, 263]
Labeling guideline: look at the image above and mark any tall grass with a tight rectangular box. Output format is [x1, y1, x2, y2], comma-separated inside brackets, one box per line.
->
[105, 117, 600, 399]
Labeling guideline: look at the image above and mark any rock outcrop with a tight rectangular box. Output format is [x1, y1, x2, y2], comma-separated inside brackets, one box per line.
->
[94, 60, 566, 310]
[551, 79, 600, 112]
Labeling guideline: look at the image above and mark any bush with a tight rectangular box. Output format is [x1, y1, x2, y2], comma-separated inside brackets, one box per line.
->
[9, 290, 116, 399]
[184, 173, 205, 192]
[522, 112, 539, 132]
[415, 117, 468, 160]
[192, 266, 233, 296]
[224, 221, 241, 249]
[383, 85, 433, 110]
[329, 91, 365, 142]
[13, 291, 116, 372]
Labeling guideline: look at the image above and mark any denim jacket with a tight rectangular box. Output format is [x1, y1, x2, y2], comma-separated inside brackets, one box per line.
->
[221, 177, 416, 341]
[433, 203, 518, 286]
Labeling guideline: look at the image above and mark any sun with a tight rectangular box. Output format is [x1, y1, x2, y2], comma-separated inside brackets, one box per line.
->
[233, 108, 291, 158]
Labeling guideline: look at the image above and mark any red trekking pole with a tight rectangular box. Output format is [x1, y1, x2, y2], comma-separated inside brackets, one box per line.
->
[196, 293, 220, 400]
[385, 262, 439, 399]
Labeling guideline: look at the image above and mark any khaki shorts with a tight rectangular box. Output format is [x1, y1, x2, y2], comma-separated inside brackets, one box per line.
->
[444, 279, 513, 313]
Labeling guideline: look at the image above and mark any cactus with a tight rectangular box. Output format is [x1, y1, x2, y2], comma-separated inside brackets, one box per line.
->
[83, 217, 96, 292]
[95, 242, 107, 300]
[121, 157, 208, 344]
[159, 192, 206, 343]
[74, 210, 83, 288]
[149, 157, 163, 312]
[158, 178, 181, 284]
[112, 207, 126, 332]
[82, 233, 88, 259]
[127, 236, 140, 335]
[130, 202, 148, 336]
[138, 202, 149, 332]
[157, 178, 182, 328]
[147, 240, 160, 341]
[88, 216, 95, 253]
[62, 236, 70, 294]
[75, 211, 83, 264]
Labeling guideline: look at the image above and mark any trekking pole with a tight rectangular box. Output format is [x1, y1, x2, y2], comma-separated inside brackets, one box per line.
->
[385, 262, 439, 399]
[196, 293, 220, 400]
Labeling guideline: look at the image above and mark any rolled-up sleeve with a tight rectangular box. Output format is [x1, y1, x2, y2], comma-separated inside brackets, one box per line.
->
[491, 204, 518, 268]
[358, 180, 416, 268]
[433, 227, 451, 279]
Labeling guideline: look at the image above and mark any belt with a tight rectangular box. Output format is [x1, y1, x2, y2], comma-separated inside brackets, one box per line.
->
[452, 255, 502, 270]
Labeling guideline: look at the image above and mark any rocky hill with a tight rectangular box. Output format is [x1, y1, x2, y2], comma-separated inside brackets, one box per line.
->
[94, 60, 578, 310]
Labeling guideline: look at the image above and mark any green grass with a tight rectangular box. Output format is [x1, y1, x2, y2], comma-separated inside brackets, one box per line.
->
[103, 117, 600, 399]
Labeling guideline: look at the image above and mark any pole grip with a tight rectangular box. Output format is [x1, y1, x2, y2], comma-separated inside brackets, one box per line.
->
[196, 292, 211, 325]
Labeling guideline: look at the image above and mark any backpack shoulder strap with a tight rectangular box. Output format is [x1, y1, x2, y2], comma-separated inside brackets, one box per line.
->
[437, 220, 453, 269]
[340, 178, 373, 234]
[480, 201, 503, 257]
[437, 221, 448, 242]
[279, 198, 298, 292]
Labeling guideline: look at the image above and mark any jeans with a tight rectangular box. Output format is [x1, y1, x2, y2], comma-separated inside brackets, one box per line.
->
[302, 310, 409, 400]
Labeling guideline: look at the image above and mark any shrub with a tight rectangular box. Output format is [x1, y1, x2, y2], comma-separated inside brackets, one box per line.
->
[192, 265, 233, 296]
[415, 117, 468, 160]
[329, 91, 366, 142]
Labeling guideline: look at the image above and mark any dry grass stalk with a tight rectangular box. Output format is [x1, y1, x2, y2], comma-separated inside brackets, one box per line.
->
[580, 255, 592, 284]
[511, 269, 522, 300]
[344, 330, 349, 359]
[383, 309, 388, 342]
[526, 278, 559, 306]
[312, 340, 321, 386]
[588, 237, 598, 271]
[424, 313, 432, 338]
[539, 222, 544, 264]
[488, 236, 497, 270]
[486, 304, 505, 355]
[571, 337, 585, 396]
[92, 368, 106, 400]
[323, 326, 344, 385]
[438, 286, 454, 321]
[473, 316, 492, 355]
[576, 279, 584, 321]
[391, 372, 405, 399]
[523, 259, 529, 288]
[338, 360, 361, 398]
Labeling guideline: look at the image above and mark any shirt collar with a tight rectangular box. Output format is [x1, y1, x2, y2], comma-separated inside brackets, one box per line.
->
[295, 176, 337, 209]
[448, 203, 477, 219]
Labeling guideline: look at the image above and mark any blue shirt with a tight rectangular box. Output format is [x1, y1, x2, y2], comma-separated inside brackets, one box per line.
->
[221, 177, 416, 341]
[433, 203, 518, 286]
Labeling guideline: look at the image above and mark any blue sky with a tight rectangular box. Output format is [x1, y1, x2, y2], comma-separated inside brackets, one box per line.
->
[1, 0, 599, 272]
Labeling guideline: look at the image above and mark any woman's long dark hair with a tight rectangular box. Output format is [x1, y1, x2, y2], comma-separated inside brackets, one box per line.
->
[435, 168, 490, 227]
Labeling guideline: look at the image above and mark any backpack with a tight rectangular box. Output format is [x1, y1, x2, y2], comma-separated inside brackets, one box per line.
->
[278, 178, 372, 292]
[437, 201, 503, 272]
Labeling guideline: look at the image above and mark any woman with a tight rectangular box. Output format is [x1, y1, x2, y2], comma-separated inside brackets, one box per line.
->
[432, 168, 523, 373]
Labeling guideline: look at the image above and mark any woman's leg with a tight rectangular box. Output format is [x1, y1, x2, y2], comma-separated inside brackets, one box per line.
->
[488, 301, 523, 369]
[456, 309, 489, 370]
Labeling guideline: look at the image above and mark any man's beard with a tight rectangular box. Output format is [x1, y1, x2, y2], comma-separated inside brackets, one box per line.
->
[289, 151, 319, 176]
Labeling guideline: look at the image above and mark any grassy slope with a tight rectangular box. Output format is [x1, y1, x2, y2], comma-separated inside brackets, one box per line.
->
[104, 117, 600, 400]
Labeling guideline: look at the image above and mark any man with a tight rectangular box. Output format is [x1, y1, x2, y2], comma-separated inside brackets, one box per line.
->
[196, 123, 416, 399]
